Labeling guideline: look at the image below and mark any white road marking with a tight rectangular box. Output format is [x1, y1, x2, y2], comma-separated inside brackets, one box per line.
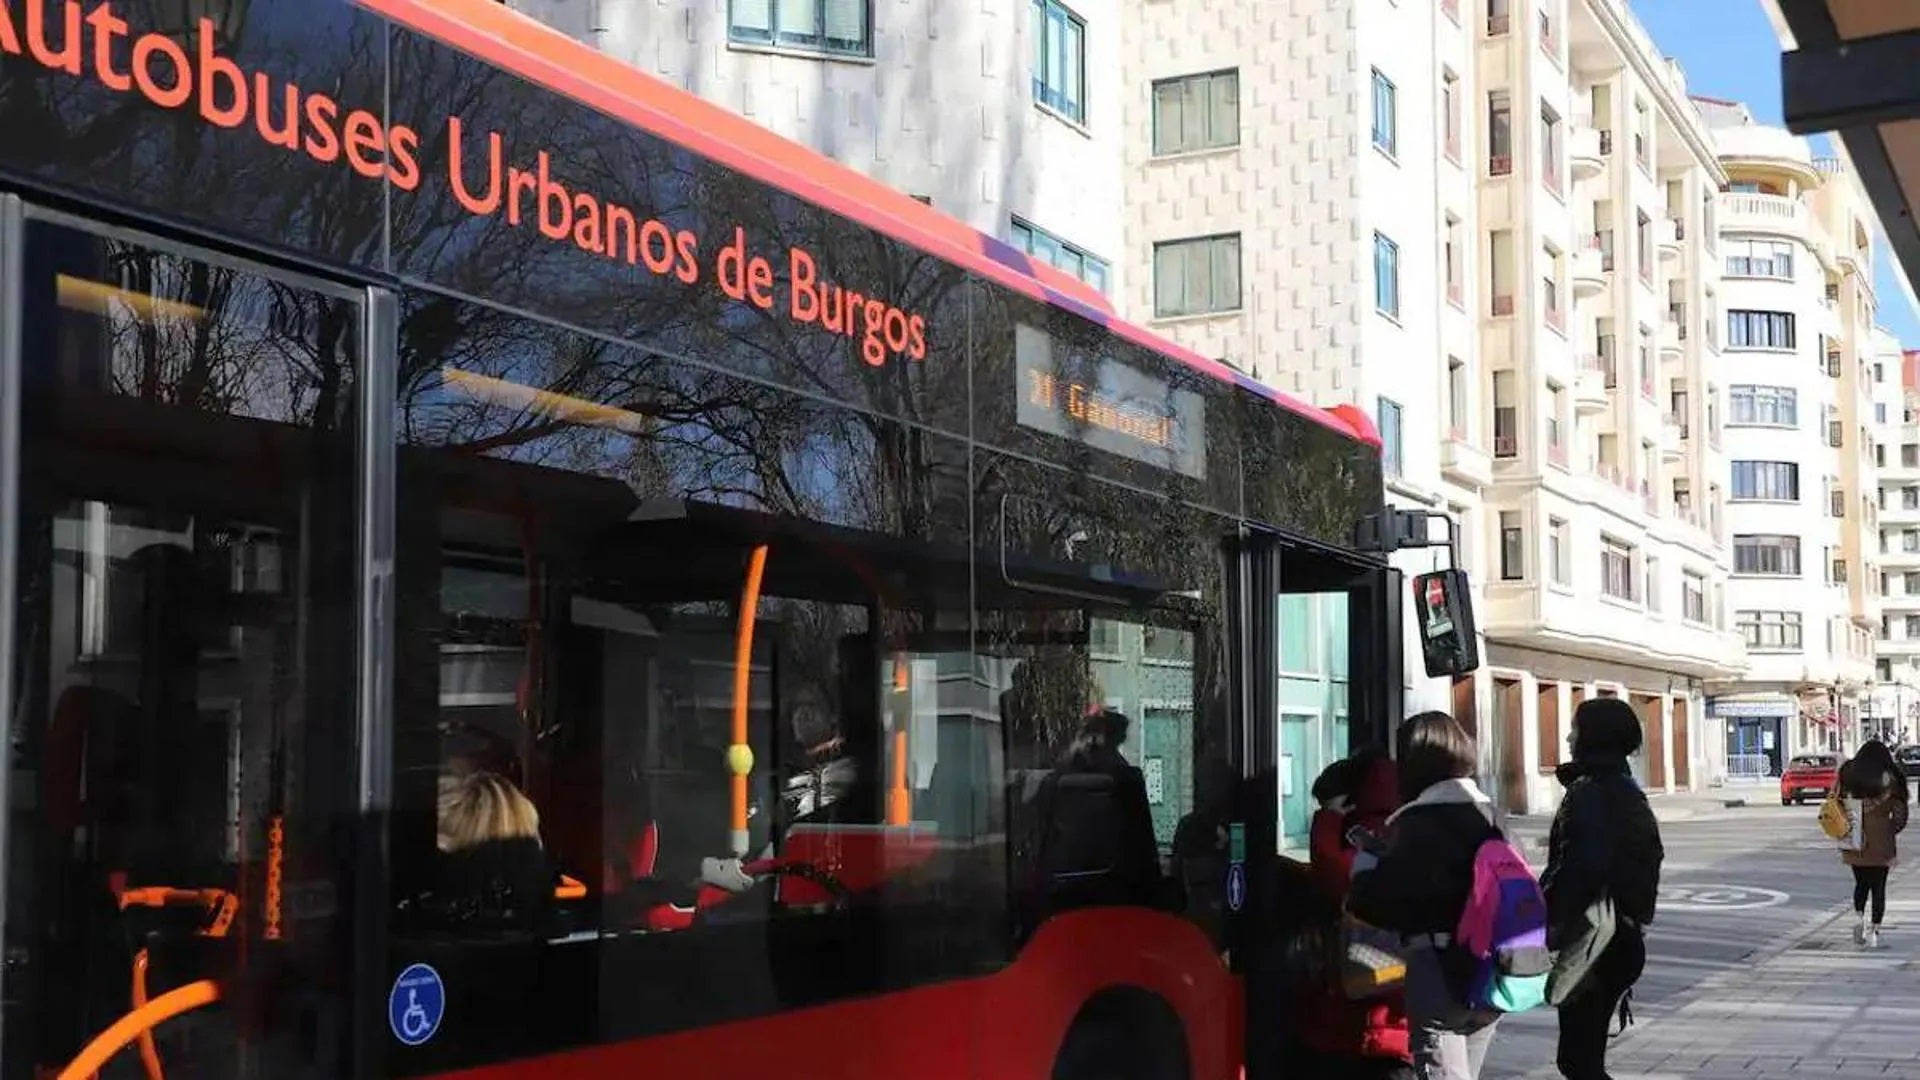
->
[1657, 883, 1791, 912]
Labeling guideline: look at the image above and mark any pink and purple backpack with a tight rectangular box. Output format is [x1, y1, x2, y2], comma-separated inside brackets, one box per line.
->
[1452, 832, 1552, 1013]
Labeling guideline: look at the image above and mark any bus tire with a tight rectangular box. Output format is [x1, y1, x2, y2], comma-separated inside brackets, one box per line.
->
[1050, 987, 1190, 1080]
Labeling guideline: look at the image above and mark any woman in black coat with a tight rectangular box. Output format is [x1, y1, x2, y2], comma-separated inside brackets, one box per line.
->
[1540, 698, 1663, 1080]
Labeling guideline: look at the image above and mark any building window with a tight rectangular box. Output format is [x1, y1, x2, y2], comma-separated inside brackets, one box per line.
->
[1447, 356, 1468, 437]
[1372, 68, 1398, 157]
[1725, 238, 1795, 280]
[1683, 571, 1706, 623]
[1488, 90, 1512, 175]
[1733, 534, 1802, 576]
[1601, 536, 1635, 601]
[1378, 396, 1404, 478]
[1152, 69, 1239, 155]
[1488, 0, 1510, 34]
[1728, 384, 1798, 426]
[1031, 0, 1086, 124]
[1498, 512, 1524, 581]
[1633, 97, 1650, 168]
[1549, 517, 1569, 585]
[1737, 610, 1803, 650]
[1727, 310, 1797, 350]
[1831, 488, 1846, 517]
[1636, 210, 1652, 282]
[729, 0, 872, 57]
[1542, 244, 1562, 330]
[1546, 383, 1565, 461]
[1492, 370, 1518, 457]
[1374, 232, 1400, 319]
[1444, 215, 1464, 306]
[1011, 218, 1110, 293]
[1152, 234, 1240, 317]
[1540, 102, 1562, 193]
[1645, 556, 1662, 613]
[1442, 68, 1462, 160]
[1729, 461, 1800, 502]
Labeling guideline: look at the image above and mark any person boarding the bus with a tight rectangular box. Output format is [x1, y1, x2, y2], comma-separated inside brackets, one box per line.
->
[1348, 712, 1501, 1080]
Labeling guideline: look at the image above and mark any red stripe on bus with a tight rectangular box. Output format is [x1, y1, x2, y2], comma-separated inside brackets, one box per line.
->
[348, 0, 1378, 447]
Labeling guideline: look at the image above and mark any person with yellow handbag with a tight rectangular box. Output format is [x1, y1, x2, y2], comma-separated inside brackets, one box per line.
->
[1824, 740, 1910, 948]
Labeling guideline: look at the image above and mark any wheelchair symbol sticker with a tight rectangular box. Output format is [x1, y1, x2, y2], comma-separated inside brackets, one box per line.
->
[388, 963, 445, 1046]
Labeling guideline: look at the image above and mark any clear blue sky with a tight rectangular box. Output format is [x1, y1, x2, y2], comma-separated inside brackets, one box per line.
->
[1630, 0, 1920, 347]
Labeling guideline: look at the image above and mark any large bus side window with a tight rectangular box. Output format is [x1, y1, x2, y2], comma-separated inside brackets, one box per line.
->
[977, 452, 1236, 953]
[4, 216, 362, 1080]
[387, 295, 996, 1075]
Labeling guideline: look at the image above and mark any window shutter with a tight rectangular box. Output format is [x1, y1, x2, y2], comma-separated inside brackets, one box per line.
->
[1210, 72, 1238, 147]
[1213, 236, 1240, 311]
[824, 0, 865, 46]
[1154, 245, 1185, 316]
[732, 0, 773, 34]
[1153, 81, 1183, 155]
[776, 0, 815, 39]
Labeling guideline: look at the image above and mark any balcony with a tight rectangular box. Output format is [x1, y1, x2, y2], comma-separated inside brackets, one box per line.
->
[1575, 356, 1611, 413]
[1656, 218, 1682, 261]
[1441, 430, 1493, 488]
[1569, 125, 1605, 180]
[1571, 238, 1607, 297]
[1717, 192, 1806, 234]
[1662, 415, 1686, 461]
[1660, 311, 1685, 359]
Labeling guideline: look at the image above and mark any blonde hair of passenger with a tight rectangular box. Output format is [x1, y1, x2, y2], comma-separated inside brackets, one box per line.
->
[437, 770, 542, 853]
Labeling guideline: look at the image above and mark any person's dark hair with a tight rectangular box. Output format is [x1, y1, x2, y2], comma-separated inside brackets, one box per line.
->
[1846, 739, 1908, 802]
[1396, 711, 1477, 803]
[1571, 697, 1644, 759]
[1310, 757, 1359, 804]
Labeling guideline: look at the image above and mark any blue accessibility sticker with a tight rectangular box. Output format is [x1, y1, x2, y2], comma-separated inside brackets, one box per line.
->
[1226, 862, 1247, 913]
[388, 963, 445, 1047]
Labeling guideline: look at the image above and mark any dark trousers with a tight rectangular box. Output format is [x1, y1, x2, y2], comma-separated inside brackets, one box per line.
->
[1556, 924, 1646, 1080]
[1853, 865, 1890, 923]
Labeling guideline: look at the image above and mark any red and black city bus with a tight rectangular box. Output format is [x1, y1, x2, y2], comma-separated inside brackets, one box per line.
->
[0, 1, 1411, 1077]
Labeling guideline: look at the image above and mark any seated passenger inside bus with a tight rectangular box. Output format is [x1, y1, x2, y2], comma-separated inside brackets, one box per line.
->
[418, 771, 556, 935]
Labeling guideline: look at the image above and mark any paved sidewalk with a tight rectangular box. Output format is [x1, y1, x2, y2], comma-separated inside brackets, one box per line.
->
[1516, 863, 1920, 1079]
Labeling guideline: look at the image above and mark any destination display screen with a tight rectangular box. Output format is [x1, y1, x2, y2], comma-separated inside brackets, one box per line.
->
[1014, 324, 1206, 480]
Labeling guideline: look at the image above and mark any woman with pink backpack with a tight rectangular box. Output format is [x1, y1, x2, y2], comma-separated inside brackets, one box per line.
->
[1348, 712, 1511, 1080]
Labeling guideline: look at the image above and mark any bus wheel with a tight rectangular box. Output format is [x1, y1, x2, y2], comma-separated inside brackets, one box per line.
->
[1051, 988, 1190, 1080]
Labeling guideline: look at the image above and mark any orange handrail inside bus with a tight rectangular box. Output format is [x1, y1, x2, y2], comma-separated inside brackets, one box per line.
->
[886, 728, 911, 826]
[553, 873, 587, 900]
[56, 980, 221, 1080]
[729, 545, 770, 856]
[130, 949, 163, 1080]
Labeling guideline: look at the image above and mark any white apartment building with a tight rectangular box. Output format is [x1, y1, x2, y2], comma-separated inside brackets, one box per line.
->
[508, 0, 1128, 297]
[1120, 0, 1737, 813]
[1871, 336, 1920, 741]
[1118, 0, 1476, 807]
[1463, 0, 1738, 812]
[1697, 102, 1884, 774]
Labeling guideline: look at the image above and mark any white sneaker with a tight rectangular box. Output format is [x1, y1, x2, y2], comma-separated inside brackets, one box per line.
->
[1870, 926, 1884, 949]
[1855, 915, 1869, 944]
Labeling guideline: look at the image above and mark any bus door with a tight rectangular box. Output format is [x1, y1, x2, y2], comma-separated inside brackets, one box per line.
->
[0, 201, 377, 1080]
[1230, 531, 1400, 1080]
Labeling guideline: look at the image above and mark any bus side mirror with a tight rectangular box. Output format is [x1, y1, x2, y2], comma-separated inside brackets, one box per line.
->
[1411, 569, 1480, 678]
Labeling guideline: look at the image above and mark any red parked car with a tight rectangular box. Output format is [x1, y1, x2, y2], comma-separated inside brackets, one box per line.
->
[1781, 753, 1841, 805]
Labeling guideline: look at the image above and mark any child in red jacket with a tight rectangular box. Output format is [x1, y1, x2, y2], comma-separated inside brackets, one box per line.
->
[1294, 749, 1413, 1079]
